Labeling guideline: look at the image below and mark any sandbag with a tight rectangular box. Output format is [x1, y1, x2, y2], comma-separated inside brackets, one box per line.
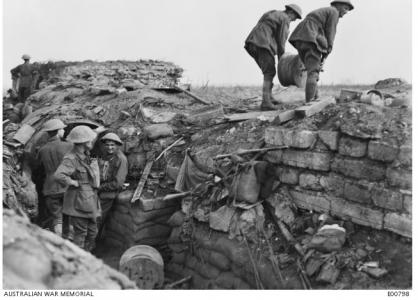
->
[167, 211, 186, 227]
[308, 224, 346, 253]
[194, 247, 231, 271]
[231, 162, 260, 204]
[144, 124, 174, 140]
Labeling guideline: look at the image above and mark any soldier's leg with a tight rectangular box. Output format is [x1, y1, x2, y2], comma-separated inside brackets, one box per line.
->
[85, 218, 98, 252]
[257, 49, 278, 110]
[71, 217, 88, 249]
[45, 194, 64, 234]
[62, 214, 70, 240]
[97, 196, 114, 239]
[303, 50, 322, 103]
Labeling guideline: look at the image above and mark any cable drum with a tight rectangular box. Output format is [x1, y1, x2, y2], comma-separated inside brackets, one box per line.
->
[119, 245, 164, 289]
[277, 54, 306, 88]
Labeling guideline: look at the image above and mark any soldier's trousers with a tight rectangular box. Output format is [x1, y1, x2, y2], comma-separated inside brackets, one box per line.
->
[245, 43, 276, 82]
[295, 42, 323, 101]
[71, 216, 98, 252]
[44, 193, 64, 234]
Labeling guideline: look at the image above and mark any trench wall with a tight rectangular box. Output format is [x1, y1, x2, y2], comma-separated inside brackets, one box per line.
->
[103, 191, 179, 250]
[165, 221, 301, 289]
[263, 127, 412, 238]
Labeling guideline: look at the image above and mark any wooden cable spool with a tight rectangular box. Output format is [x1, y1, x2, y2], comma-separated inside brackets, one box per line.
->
[277, 54, 306, 88]
[119, 245, 164, 289]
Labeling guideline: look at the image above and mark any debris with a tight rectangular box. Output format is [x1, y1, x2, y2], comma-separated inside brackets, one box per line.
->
[164, 275, 192, 289]
[186, 104, 224, 125]
[131, 160, 154, 203]
[144, 124, 174, 140]
[230, 162, 260, 204]
[316, 259, 340, 284]
[12, 124, 36, 145]
[225, 109, 295, 123]
[337, 89, 363, 102]
[140, 106, 177, 123]
[214, 146, 288, 160]
[174, 85, 212, 105]
[209, 205, 236, 232]
[155, 137, 184, 161]
[308, 224, 346, 253]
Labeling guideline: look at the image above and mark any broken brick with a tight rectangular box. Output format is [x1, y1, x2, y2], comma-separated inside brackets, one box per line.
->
[318, 130, 339, 151]
[299, 173, 322, 191]
[383, 213, 412, 238]
[398, 144, 412, 166]
[276, 167, 299, 185]
[282, 150, 331, 171]
[330, 197, 384, 229]
[368, 140, 399, 162]
[289, 189, 331, 213]
[343, 181, 373, 205]
[331, 157, 386, 181]
[338, 136, 368, 158]
[403, 194, 412, 215]
[371, 186, 403, 211]
[386, 168, 412, 189]
[319, 173, 345, 197]
[265, 127, 317, 149]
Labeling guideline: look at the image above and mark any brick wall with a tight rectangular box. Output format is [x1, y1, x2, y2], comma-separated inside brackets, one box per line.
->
[264, 127, 412, 238]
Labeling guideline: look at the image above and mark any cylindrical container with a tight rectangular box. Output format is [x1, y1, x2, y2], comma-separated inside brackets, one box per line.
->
[277, 54, 307, 88]
[12, 124, 36, 145]
[119, 245, 164, 289]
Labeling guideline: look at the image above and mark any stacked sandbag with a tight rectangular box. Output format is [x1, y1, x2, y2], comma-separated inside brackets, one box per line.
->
[104, 190, 179, 250]
[165, 210, 290, 289]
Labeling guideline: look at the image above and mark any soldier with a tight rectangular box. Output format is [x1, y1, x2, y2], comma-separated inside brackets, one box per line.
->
[96, 133, 128, 237]
[54, 126, 100, 251]
[37, 119, 73, 235]
[289, 0, 354, 102]
[245, 4, 302, 110]
[10, 54, 38, 102]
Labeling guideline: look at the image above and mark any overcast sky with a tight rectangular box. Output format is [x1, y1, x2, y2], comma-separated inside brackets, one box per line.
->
[2, 0, 413, 88]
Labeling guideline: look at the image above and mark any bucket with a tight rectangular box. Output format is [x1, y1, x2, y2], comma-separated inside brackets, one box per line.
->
[119, 245, 164, 289]
[12, 124, 36, 145]
[277, 54, 307, 88]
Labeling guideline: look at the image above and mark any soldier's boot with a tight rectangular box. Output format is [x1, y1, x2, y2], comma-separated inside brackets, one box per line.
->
[270, 83, 283, 105]
[261, 80, 279, 111]
[305, 72, 319, 103]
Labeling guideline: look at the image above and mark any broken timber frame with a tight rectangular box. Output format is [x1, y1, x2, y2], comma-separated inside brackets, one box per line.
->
[225, 109, 295, 123]
[131, 160, 153, 203]
[175, 86, 212, 105]
[295, 97, 336, 118]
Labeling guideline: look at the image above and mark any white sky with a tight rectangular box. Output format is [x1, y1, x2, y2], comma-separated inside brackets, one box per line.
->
[1, 0, 413, 87]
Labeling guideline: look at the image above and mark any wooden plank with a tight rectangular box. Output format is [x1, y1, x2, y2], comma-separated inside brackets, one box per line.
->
[140, 192, 189, 211]
[225, 109, 295, 123]
[131, 161, 153, 203]
[295, 97, 336, 118]
[175, 86, 212, 105]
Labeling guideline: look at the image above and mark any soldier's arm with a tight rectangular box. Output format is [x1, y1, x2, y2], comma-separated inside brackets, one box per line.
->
[325, 9, 340, 53]
[54, 156, 78, 187]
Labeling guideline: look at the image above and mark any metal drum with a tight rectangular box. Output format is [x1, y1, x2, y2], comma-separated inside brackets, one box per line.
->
[119, 245, 164, 289]
[277, 54, 306, 88]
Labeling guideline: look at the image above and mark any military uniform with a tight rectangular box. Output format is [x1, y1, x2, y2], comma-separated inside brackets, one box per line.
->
[54, 150, 100, 251]
[289, 7, 340, 101]
[245, 10, 291, 81]
[37, 136, 73, 233]
[97, 150, 128, 232]
[10, 63, 38, 102]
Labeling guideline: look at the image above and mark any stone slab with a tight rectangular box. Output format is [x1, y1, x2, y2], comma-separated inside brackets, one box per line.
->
[384, 213, 412, 238]
[331, 157, 386, 181]
[318, 131, 339, 151]
[368, 140, 399, 162]
[282, 150, 331, 171]
[386, 168, 412, 189]
[265, 127, 317, 149]
[289, 189, 331, 213]
[371, 186, 403, 211]
[338, 136, 368, 158]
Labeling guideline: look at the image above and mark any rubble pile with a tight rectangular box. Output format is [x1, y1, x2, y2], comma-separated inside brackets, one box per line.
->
[3, 209, 136, 289]
[2, 59, 412, 290]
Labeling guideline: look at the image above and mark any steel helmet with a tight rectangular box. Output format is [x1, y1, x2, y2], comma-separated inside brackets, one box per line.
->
[101, 132, 123, 145]
[331, 0, 354, 10]
[42, 119, 66, 132]
[66, 125, 97, 144]
[285, 4, 303, 19]
[22, 54, 31, 60]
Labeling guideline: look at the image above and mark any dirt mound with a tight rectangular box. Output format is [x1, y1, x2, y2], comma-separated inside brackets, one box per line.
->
[374, 78, 408, 89]
[3, 209, 136, 289]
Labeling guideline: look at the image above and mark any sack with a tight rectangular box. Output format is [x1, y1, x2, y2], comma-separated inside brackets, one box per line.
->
[231, 162, 260, 204]
[75, 189, 97, 213]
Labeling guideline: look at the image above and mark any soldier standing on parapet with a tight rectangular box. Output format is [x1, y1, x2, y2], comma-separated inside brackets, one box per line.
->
[96, 133, 128, 240]
[245, 4, 302, 111]
[37, 119, 73, 236]
[10, 54, 38, 102]
[289, 0, 354, 103]
[54, 126, 101, 252]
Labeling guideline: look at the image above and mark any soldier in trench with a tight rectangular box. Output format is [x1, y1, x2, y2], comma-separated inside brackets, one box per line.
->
[96, 133, 128, 240]
[37, 119, 73, 236]
[289, 0, 354, 102]
[245, 4, 302, 110]
[54, 126, 101, 251]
